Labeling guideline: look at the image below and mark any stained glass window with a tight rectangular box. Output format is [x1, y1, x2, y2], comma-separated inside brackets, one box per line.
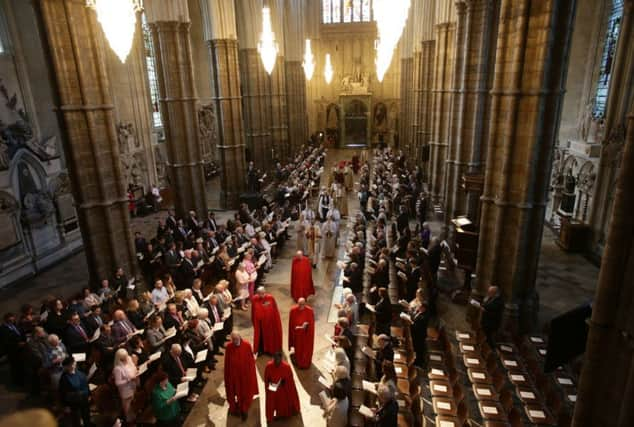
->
[353, 0, 362, 22]
[362, 0, 371, 21]
[323, 0, 372, 24]
[323, 0, 332, 23]
[142, 14, 163, 129]
[332, 0, 341, 23]
[593, 0, 623, 119]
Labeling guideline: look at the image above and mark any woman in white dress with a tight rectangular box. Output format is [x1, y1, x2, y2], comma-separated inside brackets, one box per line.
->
[306, 219, 321, 267]
[295, 213, 309, 254]
[322, 216, 338, 259]
[113, 348, 139, 425]
[234, 263, 251, 311]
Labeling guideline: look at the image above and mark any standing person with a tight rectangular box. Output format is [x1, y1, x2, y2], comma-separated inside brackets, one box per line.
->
[324, 383, 349, 427]
[479, 286, 504, 346]
[224, 333, 258, 421]
[113, 348, 139, 425]
[318, 188, 331, 221]
[321, 216, 338, 259]
[234, 262, 251, 311]
[243, 252, 258, 298]
[374, 384, 399, 426]
[290, 251, 315, 302]
[58, 357, 92, 427]
[295, 214, 309, 254]
[288, 298, 315, 369]
[410, 301, 431, 368]
[151, 372, 181, 427]
[264, 352, 300, 422]
[0, 312, 27, 385]
[306, 219, 322, 268]
[251, 287, 283, 355]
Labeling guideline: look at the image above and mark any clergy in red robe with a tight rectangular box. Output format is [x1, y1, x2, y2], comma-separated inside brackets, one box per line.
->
[290, 250, 315, 302]
[251, 287, 283, 355]
[264, 352, 300, 422]
[224, 332, 258, 420]
[288, 298, 315, 369]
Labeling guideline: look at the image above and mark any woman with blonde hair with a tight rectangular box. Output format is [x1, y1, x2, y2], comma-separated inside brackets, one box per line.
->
[113, 348, 139, 424]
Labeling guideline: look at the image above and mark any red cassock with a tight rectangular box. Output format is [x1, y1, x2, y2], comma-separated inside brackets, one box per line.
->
[251, 293, 283, 354]
[288, 305, 315, 369]
[290, 256, 315, 301]
[224, 339, 258, 415]
[264, 360, 300, 422]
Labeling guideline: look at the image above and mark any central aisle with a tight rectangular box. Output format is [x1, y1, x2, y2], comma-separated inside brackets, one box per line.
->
[185, 149, 362, 426]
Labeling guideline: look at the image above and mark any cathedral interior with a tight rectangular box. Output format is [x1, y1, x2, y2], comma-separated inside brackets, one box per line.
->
[0, 0, 632, 426]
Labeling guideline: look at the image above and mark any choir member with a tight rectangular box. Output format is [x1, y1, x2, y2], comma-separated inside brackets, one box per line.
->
[321, 216, 338, 259]
[251, 287, 283, 355]
[224, 333, 258, 420]
[264, 352, 300, 422]
[288, 298, 315, 369]
[290, 251, 315, 302]
[306, 219, 322, 268]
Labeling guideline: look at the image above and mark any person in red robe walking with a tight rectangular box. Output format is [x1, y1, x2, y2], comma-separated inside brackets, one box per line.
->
[291, 250, 315, 302]
[224, 332, 258, 420]
[264, 352, 300, 422]
[251, 286, 283, 355]
[289, 298, 315, 369]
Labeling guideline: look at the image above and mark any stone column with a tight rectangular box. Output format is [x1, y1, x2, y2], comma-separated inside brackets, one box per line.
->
[430, 18, 456, 206]
[107, 14, 158, 190]
[200, 0, 247, 208]
[446, 0, 499, 222]
[236, 1, 273, 171]
[269, 0, 289, 163]
[145, 1, 207, 218]
[420, 39, 436, 182]
[284, 0, 307, 154]
[473, 0, 577, 332]
[444, 1, 467, 223]
[37, 0, 138, 283]
[572, 110, 634, 427]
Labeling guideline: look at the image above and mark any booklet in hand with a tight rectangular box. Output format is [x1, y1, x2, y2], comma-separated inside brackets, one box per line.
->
[174, 382, 189, 400]
[195, 349, 208, 364]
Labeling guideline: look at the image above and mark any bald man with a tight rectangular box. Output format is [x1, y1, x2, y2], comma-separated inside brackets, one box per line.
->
[288, 298, 315, 369]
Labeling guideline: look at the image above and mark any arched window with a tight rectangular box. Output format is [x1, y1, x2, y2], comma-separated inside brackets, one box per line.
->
[141, 13, 162, 130]
[593, 0, 624, 119]
[323, 0, 373, 24]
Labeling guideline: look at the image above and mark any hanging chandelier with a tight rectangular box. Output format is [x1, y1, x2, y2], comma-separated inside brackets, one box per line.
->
[303, 39, 315, 81]
[373, 0, 411, 82]
[258, 7, 278, 75]
[86, 0, 142, 63]
[324, 53, 333, 84]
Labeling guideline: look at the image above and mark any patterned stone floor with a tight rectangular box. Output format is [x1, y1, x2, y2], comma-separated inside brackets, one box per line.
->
[0, 149, 600, 425]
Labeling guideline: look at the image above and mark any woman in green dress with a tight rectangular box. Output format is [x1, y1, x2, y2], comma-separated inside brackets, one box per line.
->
[151, 372, 181, 427]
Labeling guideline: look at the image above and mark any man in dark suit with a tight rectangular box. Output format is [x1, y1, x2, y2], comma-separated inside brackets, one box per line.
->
[480, 286, 504, 346]
[162, 343, 192, 387]
[134, 232, 147, 254]
[0, 312, 27, 385]
[204, 211, 218, 232]
[164, 242, 181, 276]
[206, 295, 225, 353]
[375, 384, 398, 426]
[111, 310, 137, 345]
[163, 303, 185, 331]
[59, 357, 92, 427]
[64, 312, 90, 354]
[374, 287, 392, 336]
[165, 210, 177, 230]
[410, 301, 431, 368]
[179, 250, 196, 289]
[83, 306, 104, 337]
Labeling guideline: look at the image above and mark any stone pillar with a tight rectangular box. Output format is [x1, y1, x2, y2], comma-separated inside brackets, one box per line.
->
[284, 0, 307, 154]
[37, 0, 138, 283]
[145, 1, 207, 218]
[572, 110, 634, 427]
[430, 20, 456, 205]
[236, 1, 273, 171]
[420, 39, 436, 182]
[107, 14, 158, 190]
[269, 0, 289, 163]
[286, 60, 307, 152]
[200, 0, 247, 208]
[473, 0, 577, 332]
[411, 49, 423, 161]
[446, 0, 499, 222]
[444, 1, 467, 223]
